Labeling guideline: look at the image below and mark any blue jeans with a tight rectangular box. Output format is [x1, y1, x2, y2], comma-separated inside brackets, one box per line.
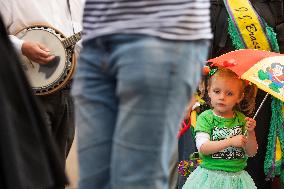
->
[72, 35, 209, 189]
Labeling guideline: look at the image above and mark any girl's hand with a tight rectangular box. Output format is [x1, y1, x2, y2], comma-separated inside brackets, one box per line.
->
[245, 117, 256, 133]
[229, 135, 247, 148]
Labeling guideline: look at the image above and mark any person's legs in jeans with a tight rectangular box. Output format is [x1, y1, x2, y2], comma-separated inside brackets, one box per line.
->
[73, 38, 118, 189]
[72, 35, 209, 189]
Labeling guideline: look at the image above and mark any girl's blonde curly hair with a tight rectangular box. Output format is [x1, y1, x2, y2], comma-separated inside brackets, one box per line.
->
[203, 67, 257, 117]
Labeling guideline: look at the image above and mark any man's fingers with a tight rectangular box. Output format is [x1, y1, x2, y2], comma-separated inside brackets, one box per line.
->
[38, 50, 53, 58]
[37, 55, 55, 64]
[38, 43, 51, 52]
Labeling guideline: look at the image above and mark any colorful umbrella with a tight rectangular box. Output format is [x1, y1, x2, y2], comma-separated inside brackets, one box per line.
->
[208, 49, 284, 103]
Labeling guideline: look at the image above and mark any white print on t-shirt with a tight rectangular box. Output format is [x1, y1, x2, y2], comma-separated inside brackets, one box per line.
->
[211, 126, 244, 159]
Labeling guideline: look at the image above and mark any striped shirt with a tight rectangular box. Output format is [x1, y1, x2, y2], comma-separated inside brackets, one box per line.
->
[83, 0, 212, 41]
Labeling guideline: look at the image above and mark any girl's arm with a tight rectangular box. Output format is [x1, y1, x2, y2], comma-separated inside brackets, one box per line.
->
[244, 117, 258, 156]
[197, 132, 247, 155]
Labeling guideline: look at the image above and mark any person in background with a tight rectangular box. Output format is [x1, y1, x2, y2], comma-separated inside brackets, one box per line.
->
[0, 0, 85, 166]
[72, 1, 212, 189]
[210, 0, 284, 188]
[182, 68, 258, 189]
[177, 85, 209, 189]
[0, 14, 67, 189]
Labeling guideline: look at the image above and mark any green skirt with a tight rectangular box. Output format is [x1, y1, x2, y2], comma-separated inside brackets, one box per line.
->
[182, 166, 256, 189]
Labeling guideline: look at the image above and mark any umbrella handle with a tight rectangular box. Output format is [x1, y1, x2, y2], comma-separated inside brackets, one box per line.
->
[244, 93, 269, 136]
[253, 93, 269, 119]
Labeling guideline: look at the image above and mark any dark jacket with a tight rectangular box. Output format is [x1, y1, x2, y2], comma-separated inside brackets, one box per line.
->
[0, 15, 68, 189]
[210, 0, 284, 57]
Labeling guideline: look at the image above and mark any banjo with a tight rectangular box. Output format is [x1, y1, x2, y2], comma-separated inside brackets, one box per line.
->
[15, 25, 82, 95]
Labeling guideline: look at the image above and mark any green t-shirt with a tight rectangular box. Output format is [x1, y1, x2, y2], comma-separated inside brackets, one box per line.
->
[195, 109, 247, 172]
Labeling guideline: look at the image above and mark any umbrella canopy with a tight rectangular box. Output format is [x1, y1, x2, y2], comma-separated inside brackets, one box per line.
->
[208, 49, 284, 102]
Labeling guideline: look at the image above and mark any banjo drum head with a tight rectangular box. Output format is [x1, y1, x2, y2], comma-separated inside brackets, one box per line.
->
[16, 26, 74, 95]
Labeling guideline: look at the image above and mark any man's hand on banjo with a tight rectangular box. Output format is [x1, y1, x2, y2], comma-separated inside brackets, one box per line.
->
[22, 41, 55, 65]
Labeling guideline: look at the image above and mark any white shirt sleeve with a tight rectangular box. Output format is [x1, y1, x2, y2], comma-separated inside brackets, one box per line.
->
[196, 132, 210, 152]
[0, 1, 12, 28]
[9, 35, 24, 54]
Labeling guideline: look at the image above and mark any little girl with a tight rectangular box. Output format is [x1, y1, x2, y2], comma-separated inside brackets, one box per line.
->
[182, 68, 258, 189]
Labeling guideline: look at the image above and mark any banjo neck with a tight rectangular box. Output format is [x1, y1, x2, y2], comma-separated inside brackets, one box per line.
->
[62, 31, 82, 48]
